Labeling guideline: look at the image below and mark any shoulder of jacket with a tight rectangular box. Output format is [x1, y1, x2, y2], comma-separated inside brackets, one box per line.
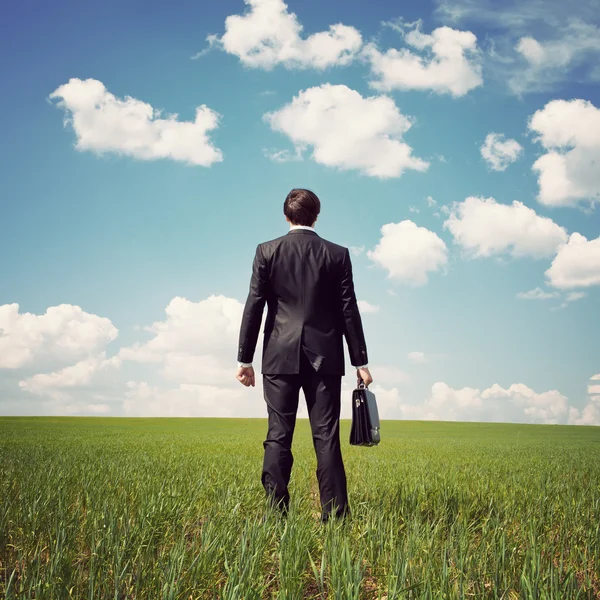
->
[319, 237, 348, 256]
[257, 234, 287, 254]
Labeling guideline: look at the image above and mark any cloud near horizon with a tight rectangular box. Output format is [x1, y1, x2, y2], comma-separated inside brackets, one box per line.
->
[364, 380, 599, 425]
[0, 303, 118, 370]
[3, 297, 596, 424]
[19, 353, 121, 401]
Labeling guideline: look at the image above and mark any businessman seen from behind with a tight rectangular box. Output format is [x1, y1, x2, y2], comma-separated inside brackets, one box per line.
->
[236, 188, 373, 522]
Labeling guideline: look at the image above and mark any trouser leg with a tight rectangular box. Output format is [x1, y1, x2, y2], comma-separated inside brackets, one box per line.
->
[261, 373, 301, 512]
[301, 358, 348, 520]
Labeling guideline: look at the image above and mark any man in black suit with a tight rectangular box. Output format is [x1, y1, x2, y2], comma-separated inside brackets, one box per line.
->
[236, 188, 373, 521]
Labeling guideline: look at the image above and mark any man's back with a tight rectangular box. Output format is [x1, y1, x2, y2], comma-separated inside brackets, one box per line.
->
[236, 188, 371, 522]
[238, 228, 368, 375]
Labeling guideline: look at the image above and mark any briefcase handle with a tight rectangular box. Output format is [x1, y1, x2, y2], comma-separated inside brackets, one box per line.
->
[357, 377, 367, 390]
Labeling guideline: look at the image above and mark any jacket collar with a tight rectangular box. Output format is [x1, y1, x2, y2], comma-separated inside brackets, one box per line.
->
[287, 229, 318, 236]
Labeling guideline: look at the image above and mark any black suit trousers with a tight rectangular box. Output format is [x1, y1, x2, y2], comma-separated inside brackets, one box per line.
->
[261, 351, 348, 520]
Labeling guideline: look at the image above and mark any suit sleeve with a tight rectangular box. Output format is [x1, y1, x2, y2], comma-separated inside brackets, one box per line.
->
[339, 248, 369, 367]
[237, 244, 269, 364]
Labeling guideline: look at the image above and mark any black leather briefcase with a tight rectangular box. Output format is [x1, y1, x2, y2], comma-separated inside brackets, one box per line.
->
[350, 379, 380, 446]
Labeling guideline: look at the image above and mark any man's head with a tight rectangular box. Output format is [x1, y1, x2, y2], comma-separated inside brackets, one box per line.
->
[283, 188, 321, 227]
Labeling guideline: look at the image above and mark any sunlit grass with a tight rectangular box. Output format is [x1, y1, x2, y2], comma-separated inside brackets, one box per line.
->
[1, 417, 599, 598]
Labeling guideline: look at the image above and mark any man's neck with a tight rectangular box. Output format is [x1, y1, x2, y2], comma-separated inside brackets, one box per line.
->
[289, 224, 315, 231]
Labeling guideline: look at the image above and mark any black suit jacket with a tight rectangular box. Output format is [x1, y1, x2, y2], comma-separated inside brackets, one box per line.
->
[238, 229, 368, 375]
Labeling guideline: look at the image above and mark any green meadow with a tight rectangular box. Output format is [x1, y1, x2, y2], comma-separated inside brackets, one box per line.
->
[1, 417, 599, 599]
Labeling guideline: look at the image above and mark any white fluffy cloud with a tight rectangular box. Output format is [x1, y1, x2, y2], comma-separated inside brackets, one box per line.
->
[367, 380, 575, 424]
[50, 78, 223, 166]
[545, 233, 600, 289]
[19, 353, 121, 400]
[568, 402, 600, 426]
[119, 295, 245, 382]
[568, 373, 600, 426]
[482, 383, 569, 423]
[401, 381, 570, 424]
[443, 196, 568, 259]
[118, 295, 266, 416]
[480, 133, 523, 171]
[367, 221, 448, 285]
[123, 381, 263, 418]
[5, 295, 266, 417]
[357, 300, 380, 314]
[212, 0, 362, 69]
[264, 84, 429, 178]
[0, 303, 118, 369]
[4, 292, 596, 422]
[364, 22, 483, 96]
[529, 99, 600, 207]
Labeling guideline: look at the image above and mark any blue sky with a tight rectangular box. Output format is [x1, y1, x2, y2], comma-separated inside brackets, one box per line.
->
[1, 0, 599, 423]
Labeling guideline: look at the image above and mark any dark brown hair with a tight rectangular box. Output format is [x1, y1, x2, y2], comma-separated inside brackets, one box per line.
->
[283, 188, 321, 226]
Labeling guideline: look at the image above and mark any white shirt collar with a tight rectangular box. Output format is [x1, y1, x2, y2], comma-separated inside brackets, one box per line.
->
[289, 225, 315, 232]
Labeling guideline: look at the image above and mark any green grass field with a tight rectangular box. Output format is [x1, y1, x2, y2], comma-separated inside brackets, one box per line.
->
[1, 417, 599, 599]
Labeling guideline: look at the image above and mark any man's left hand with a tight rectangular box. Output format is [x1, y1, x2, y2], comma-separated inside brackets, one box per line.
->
[236, 366, 256, 387]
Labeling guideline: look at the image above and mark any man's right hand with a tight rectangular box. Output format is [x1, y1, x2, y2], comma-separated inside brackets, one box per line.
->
[236, 366, 256, 387]
[357, 367, 373, 387]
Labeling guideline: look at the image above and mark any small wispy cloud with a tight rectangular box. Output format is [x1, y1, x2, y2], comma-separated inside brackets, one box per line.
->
[358, 300, 380, 314]
[190, 34, 220, 60]
[516, 287, 560, 300]
[434, 1, 600, 94]
[263, 146, 304, 163]
[408, 351, 427, 363]
[350, 246, 365, 256]
[550, 290, 587, 311]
